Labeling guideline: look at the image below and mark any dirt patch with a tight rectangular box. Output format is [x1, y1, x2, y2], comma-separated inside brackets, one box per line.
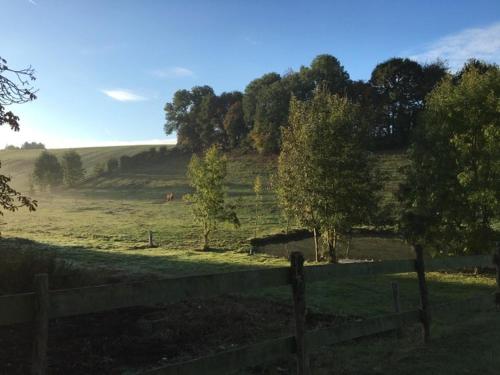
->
[0, 295, 349, 374]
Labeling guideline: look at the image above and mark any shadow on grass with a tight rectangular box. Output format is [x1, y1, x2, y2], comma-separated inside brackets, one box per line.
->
[1, 236, 497, 321]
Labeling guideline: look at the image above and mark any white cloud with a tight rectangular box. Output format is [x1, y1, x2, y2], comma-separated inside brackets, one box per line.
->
[101, 89, 147, 102]
[28, 0, 37, 5]
[151, 66, 195, 78]
[409, 22, 500, 71]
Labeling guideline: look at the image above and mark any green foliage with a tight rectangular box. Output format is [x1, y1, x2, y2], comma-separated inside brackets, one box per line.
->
[33, 151, 63, 190]
[305, 54, 350, 93]
[370, 58, 448, 147]
[164, 86, 242, 151]
[164, 54, 449, 154]
[398, 64, 500, 255]
[276, 90, 383, 262]
[250, 80, 290, 153]
[184, 145, 240, 250]
[0, 162, 37, 220]
[0, 57, 37, 220]
[61, 150, 85, 187]
[223, 101, 246, 149]
[21, 141, 45, 150]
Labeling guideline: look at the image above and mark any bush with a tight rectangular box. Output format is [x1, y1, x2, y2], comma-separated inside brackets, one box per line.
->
[61, 150, 85, 187]
[107, 158, 119, 174]
[33, 151, 63, 190]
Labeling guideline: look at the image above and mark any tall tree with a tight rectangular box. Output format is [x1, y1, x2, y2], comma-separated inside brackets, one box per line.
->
[223, 101, 246, 149]
[370, 58, 447, 148]
[164, 86, 216, 151]
[242, 72, 281, 130]
[303, 54, 350, 94]
[276, 90, 383, 262]
[398, 64, 500, 255]
[184, 145, 240, 250]
[250, 80, 290, 153]
[61, 150, 85, 187]
[33, 151, 63, 191]
[0, 57, 37, 217]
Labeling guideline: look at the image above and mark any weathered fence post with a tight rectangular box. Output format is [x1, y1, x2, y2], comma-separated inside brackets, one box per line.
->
[148, 231, 154, 248]
[493, 242, 500, 308]
[391, 281, 402, 338]
[290, 252, 310, 375]
[414, 244, 430, 343]
[31, 273, 49, 375]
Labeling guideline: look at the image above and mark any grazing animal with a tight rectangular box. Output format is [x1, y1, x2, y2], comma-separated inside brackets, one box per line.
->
[165, 192, 174, 202]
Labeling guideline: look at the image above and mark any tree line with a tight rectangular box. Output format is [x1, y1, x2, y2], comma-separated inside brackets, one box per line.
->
[31, 150, 85, 191]
[4, 142, 45, 150]
[188, 61, 499, 260]
[164, 54, 450, 153]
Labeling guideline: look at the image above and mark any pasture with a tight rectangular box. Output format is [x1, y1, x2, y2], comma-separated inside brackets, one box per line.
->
[0, 146, 499, 374]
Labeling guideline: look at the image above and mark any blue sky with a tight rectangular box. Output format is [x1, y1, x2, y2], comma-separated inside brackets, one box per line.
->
[1, 0, 499, 148]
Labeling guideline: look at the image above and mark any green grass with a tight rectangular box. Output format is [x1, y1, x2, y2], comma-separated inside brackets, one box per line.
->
[1, 145, 499, 373]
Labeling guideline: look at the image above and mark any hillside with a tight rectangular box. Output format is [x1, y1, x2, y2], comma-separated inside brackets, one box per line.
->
[0, 145, 168, 190]
[0, 145, 412, 276]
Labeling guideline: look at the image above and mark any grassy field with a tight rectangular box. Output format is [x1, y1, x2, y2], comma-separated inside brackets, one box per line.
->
[1, 145, 498, 373]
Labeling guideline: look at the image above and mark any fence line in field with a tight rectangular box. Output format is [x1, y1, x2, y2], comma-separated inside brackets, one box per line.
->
[0, 249, 498, 375]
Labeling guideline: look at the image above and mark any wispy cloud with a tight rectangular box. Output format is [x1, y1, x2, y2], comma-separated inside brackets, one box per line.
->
[101, 89, 147, 102]
[244, 36, 259, 46]
[151, 66, 195, 78]
[409, 22, 500, 71]
[28, 0, 37, 5]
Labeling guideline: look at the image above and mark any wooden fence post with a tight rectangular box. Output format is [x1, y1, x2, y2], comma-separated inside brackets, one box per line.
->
[290, 252, 310, 375]
[148, 231, 154, 248]
[414, 244, 430, 343]
[31, 273, 49, 375]
[391, 281, 402, 338]
[493, 242, 500, 308]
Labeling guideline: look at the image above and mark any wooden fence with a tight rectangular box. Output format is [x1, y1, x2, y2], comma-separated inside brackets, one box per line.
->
[1, 246, 499, 374]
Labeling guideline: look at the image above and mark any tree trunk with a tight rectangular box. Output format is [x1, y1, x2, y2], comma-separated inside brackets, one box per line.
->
[313, 228, 320, 262]
[345, 232, 352, 259]
[202, 222, 210, 251]
[327, 229, 338, 263]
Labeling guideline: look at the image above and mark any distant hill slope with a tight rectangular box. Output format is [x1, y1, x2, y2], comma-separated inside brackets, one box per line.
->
[0, 145, 408, 205]
[0, 145, 170, 190]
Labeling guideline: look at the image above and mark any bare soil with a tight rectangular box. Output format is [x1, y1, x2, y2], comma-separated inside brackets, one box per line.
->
[0, 295, 347, 374]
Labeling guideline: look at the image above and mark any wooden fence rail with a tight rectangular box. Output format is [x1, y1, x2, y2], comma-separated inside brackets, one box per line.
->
[0, 254, 491, 327]
[141, 293, 493, 375]
[0, 249, 498, 375]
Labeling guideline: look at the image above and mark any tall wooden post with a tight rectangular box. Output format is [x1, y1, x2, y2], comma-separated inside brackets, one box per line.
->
[148, 231, 154, 248]
[414, 244, 430, 343]
[31, 273, 49, 375]
[290, 252, 310, 375]
[391, 281, 402, 338]
[493, 242, 500, 308]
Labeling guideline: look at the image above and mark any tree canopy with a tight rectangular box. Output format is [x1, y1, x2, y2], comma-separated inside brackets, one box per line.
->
[33, 151, 63, 191]
[276, 89, 383, 262]
[398, 63, 500, 255]
[164, 54, 446, 153]
[0, 57, 37, 218]
[61, 150, 85, 187]
[184, 145, 240, 250]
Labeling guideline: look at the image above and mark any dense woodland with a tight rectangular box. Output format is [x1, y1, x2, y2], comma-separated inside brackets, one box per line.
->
[164, 54, 453, 153]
